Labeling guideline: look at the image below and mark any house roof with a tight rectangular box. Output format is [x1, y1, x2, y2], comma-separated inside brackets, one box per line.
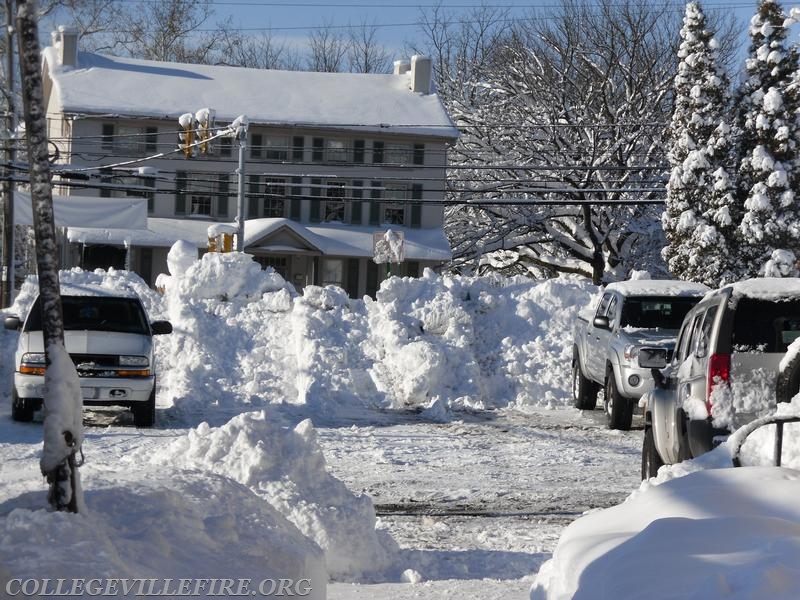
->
[43, 48, 460, 140]
[66, 218, 453, 262]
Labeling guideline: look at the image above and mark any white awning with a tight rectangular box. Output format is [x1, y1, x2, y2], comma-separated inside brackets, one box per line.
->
[14, 191, 148, 229]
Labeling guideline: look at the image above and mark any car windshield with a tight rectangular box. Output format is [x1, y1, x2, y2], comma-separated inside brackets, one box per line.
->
[732, 298, 800, 353]
[24, 295, 149, 335]
[619, 296, 699, 330]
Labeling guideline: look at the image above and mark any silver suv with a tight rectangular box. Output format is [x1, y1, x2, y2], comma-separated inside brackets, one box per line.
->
[641, 278, 800, 478]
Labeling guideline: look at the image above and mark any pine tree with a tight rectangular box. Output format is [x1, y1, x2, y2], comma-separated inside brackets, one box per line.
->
[663, 2, 737, 286]
[735, 0, 800, 277]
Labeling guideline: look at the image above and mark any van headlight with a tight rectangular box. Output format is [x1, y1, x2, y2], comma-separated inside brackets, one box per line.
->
[19, 352, 47, 375]
[119, 356, 149, 367]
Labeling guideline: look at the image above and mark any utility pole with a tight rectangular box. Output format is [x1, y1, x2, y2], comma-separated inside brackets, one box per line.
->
[234, 116, 247, 252]
[2, 0, 15, 308]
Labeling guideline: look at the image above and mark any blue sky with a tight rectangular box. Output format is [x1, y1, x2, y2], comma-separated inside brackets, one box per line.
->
[206, 0, 767, 56]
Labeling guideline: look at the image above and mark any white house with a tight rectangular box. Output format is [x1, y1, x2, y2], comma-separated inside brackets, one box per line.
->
[41, 28, 459, 297]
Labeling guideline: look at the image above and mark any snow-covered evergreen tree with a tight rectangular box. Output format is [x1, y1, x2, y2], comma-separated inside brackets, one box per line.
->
[735, 0, 800, 277]
[663, 2, 737, 287]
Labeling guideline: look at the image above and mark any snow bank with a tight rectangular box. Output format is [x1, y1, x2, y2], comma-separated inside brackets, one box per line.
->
[0, 469, 326, 598]
[145, 410, 398, 581]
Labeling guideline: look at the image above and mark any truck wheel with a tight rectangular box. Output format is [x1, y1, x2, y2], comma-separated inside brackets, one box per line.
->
[605, 373, 633, 430]
[641, 426, 663, 480]
[572, 358, 598, 410]
[776, 350, 800, 403]
[11, 389, 36, 422]
[133, 385, 156, 428]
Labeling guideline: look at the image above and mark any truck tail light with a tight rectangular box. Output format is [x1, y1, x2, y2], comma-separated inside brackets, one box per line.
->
[706, 353, 731, 415]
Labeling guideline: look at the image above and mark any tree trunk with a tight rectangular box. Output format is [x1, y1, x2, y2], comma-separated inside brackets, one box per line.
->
[16, 0, 83, 512]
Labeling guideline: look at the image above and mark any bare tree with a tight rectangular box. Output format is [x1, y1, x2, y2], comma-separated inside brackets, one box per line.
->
[307, 20, 347, 72]
[214, 25, 302, 70]
[347, 20, 392, 73]
[111, 0, 224, 64]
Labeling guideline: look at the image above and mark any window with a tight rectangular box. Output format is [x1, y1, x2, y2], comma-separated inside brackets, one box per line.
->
[145, 127, 158, 152]
[176, 172, 229, 218]
[322, 259, 344, 287]
[191, 194, 212, 216]
[255, 256, 288, 279]
[219, 136, 232, 157]
[263, 178, 286, 217]
[101, 124, 114, 150]
[413, 143, 425, 165]
[382, 184, 407, 225]
[326, 139, 347, 162]
[265, 136, 288, 160]
[325, 181, 346, 222]
[353, 140, 365, 163]
[251, 133, 263, 159]
[385, 143, 412, 165]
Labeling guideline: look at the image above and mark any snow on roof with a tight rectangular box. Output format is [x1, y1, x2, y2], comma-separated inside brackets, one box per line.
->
[43, 48, 460, 139]
[605, 279, 710, 297]
[59, 282, 138, 298]
[67, 218, 453, 262]
[722, 277, 800, 300]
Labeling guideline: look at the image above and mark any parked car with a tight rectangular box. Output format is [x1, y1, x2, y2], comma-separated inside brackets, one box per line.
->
[4, 286, 172, 427]
[640, 278, 800, 479]
[572, 280, 709, 430]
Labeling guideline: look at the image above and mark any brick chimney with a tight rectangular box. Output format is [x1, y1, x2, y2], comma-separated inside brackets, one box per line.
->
[52, 26, 79, 68]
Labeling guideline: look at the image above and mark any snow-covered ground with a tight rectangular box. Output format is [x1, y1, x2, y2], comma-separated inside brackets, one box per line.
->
[2, 251, 800, 599]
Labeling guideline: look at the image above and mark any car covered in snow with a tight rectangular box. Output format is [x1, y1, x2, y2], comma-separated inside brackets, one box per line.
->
[4, 286, 172, 427]
[572, 279, 709, 430]
[640, 278, 800, 479]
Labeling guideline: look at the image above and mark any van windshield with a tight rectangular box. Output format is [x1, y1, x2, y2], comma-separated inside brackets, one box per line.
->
[24, 295, 150, 335]
[732, 298, 800, 353]
[620, 296, 699, 330]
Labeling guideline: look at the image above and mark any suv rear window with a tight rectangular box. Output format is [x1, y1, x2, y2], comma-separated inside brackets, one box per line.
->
[731, 298, 800, 353]
[620, 296, 698, 330]
[24, 295, 150, 335]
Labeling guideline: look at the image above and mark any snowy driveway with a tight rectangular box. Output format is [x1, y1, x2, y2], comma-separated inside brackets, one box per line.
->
[318, 406, 643, 598]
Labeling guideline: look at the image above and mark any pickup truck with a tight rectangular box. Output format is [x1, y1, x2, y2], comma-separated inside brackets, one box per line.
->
[572, 279, 708, 430]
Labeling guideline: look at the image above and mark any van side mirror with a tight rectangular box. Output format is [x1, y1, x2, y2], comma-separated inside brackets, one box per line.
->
[151, 320, 173, 335]
[593, 315, 611, 330]
[638, 347, 668, 369]
[4, 316, 21, 331]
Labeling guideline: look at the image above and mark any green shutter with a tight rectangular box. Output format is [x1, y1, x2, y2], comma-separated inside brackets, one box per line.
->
[248, 175, 259, 218]
[290, 177, 302, 221]
[411, 184, 422, 228]
[350, 180, 363, 224]
[369, 180, 381, 225]
[217, 174, 229, 218]
[175, 171, 187, 215]
[310, 178, 321, 222]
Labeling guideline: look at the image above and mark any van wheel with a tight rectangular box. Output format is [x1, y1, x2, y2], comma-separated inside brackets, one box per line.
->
[572, 356, 598, 410]
[605, 373, 633, 430]
[133, 385, 156, 428]
[641, 426, 663, 480]
[776, 351, 800, 403]
[11, 389, 36, 422]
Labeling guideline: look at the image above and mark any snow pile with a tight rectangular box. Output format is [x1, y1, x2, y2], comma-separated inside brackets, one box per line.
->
[532, 396, 800, 600]
[0, 469, 326, 598]
[156, 254, 595, 418]
[363, 271, 595, 410]
[531, 466, 800, 600]
[146, 411, 397, 581]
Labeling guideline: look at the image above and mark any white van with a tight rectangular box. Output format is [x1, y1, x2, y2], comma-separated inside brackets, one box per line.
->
[4, 286, 172, 427]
